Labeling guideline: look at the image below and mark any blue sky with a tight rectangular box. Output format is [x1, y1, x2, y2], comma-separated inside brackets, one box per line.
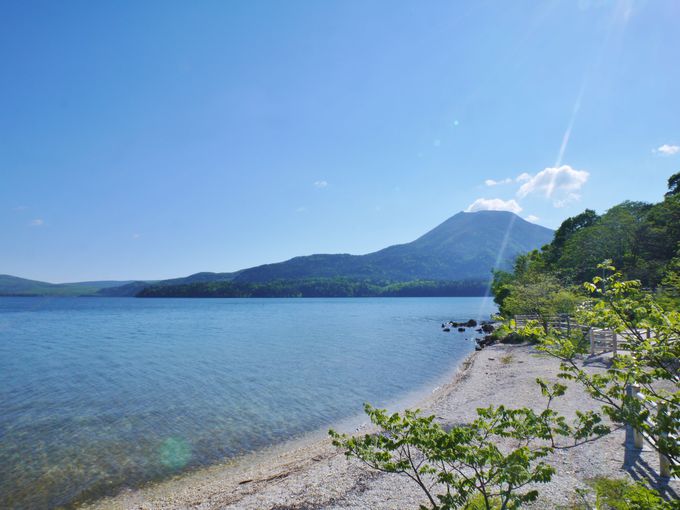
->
[2, 0, 679, 282]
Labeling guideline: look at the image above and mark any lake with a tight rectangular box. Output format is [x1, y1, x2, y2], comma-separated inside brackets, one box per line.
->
[0, 296, 496, 509]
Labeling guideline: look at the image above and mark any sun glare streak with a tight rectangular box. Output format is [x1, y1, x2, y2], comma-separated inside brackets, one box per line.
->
[554, 78, 586, 171]
[548, 0, 632, 198]
[479, 214, 517, 319]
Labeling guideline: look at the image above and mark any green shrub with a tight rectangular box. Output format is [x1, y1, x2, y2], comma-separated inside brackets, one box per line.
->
[596, 477, 672, 509]
[565, 477, 678, 510]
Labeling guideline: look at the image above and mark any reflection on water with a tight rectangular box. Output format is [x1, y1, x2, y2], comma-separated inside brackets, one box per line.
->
[0, 296, 495, 508]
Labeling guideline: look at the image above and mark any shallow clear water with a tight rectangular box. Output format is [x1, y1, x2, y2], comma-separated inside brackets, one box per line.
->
[0, 296, 496, 509]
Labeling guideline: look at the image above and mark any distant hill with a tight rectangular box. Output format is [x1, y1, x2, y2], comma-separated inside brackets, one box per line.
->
[94, 271, 243, 297]
[1, 211, 554, 297]
[0, 275, 137, 296]
[64, 280, 138, 289]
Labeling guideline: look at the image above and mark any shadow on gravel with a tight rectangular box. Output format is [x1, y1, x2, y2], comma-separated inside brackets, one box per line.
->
[582, 354, 614, 369]
[623, 428, 679, 500]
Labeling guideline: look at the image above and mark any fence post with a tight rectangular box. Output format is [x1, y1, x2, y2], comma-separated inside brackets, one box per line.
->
[630, 384, 644, 449]
[567, 316, 571, 335]
[612, 332, 618, 357]
[659, 431, 671, 477]
[646, 328, 651, 339]
[589, 328, 595, 355]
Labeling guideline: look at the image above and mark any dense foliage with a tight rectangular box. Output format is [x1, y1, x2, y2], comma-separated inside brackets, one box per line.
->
[493, 173, 680, 318]
[136, 278, 489, 298]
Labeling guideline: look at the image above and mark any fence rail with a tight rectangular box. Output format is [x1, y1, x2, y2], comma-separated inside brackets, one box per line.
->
[513, 314, 651, 355]
[514, 314, 614, 354]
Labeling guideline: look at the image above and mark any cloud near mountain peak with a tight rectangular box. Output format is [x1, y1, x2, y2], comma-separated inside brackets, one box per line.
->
[465, 198, 522, 214]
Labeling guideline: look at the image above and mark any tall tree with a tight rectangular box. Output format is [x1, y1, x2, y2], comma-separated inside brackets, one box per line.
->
[665, 171, 680, 197]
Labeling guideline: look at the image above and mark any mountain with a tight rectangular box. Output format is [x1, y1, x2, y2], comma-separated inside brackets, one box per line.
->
[228, 211, 553, 283]
[1, 211, 554, 297]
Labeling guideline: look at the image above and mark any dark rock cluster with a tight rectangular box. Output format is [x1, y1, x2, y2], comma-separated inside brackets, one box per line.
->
[440, 319, 498, 351]
[441, 319, 480, 329]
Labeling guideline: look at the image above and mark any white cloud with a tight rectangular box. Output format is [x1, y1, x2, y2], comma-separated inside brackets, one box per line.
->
[516, 172, 531, 183]
[525, 215, 540, 223]
[465, 198, 522, 214]
[654, 144, 679, 156]
[484, 178, 513, 187]
[313, 180, 328, 188]
[516, 165, 589, 207]
[29, 219, 44, 227]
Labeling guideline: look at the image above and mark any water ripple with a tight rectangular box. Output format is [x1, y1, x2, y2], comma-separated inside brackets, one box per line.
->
[0, 297, 495, 509]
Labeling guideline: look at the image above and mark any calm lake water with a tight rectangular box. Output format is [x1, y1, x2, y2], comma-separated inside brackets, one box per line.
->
[0, 296, 496, 509]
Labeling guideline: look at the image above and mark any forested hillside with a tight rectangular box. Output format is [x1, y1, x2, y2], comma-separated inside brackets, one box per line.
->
[493, 172, 680, 317]
[137, 278, 489, 298]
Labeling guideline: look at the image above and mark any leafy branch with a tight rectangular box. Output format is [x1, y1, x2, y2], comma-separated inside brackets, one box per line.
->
[330, 382, 607, 510]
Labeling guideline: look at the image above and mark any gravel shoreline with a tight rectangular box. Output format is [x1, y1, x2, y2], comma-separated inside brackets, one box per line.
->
[82, 344, 679, 509]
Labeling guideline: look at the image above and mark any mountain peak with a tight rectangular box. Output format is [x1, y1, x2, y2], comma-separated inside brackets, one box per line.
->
[229, 211, 554, 283]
